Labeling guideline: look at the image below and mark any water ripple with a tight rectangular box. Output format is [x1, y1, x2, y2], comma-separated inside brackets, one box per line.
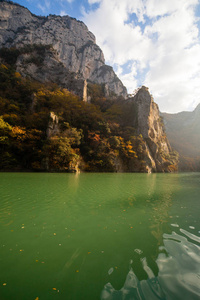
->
[101, 228, 200, 300]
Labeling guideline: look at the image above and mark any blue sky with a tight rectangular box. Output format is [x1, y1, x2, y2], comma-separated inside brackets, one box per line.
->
[9, 0, 200, 113]
[12, 0, 96, 19]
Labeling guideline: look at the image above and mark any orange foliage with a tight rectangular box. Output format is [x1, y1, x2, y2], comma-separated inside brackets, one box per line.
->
[11, 126, 26, 140]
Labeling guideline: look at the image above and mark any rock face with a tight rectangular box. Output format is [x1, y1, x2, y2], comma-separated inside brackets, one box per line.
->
[0, 1, 127, 98]
[130, 86, 177, 172]
[0, 2, 178, 173]
[46, 112, 60, 138]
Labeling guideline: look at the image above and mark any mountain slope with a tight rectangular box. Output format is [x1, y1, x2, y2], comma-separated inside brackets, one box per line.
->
[0, 1, 178, 173]
[0, 0, 127, 98]
[161, 104, 200, 171]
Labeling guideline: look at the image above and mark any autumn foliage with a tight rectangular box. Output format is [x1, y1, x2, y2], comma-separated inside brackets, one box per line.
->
[0, 61, 152, 172]
[0, 58, 178, 172]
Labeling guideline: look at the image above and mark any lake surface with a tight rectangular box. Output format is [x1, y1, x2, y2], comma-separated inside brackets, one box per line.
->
[0, 173, 199, 300]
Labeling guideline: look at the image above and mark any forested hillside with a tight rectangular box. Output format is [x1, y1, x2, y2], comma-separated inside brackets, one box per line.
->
[0, 1, 178, 173]
[0, 61, 147, 172]
[0, 59, 178, 172]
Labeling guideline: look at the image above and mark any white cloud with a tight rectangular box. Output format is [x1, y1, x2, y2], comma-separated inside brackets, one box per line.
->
[37, 0, 50, 13]
[82, 0, 200, 112]
[60, 10, 68, 16]
[115, 61, 139, 93]
[37, 3, 47, 13]
[45, 0, 50, 9]
[61, 0, 75, 3]
[88, 0, 101, 4]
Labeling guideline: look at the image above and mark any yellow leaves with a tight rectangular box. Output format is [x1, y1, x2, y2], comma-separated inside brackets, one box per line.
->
[128, 150, 137, 156]
[88, 131, 101, 143]
[14, 72, 21, 78]
[8, 103, 20, 112]
[0, 64, 8, 70]
[11, 126, 26, 140]
[12, 127, 26, 135]
[0, 116, 12, 131]
[36, 88, 70, 99]
[35, 297, 39, 300]
[117, 137, 139, 159]
[37, 90, 46, 97]
[50, 90, 64, 97]
[168, 164, 178, 172]
[76, 270, 79, 273]
[126, 142, 133, 150]
[3, 283, 7, 286]
[62, 88, 70, 96]
[52, 288, 60, 293]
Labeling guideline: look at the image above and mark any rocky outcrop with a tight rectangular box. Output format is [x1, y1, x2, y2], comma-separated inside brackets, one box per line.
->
[0, 0, 127, 98]
[0, 2, 178, 173]
[46, 112, 60, 138]
[15, 45, 88, 98]
[129, 86, 178, 172]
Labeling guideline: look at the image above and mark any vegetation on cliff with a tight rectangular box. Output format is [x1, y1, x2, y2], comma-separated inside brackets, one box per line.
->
[0, 59, 177, 172]
[0, 61, 139, 171]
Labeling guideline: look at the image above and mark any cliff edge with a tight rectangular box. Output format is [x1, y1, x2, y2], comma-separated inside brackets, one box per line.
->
[0, 0, 127, 98]
[130, 86, 178, 172]
[0, 2, 178, 173]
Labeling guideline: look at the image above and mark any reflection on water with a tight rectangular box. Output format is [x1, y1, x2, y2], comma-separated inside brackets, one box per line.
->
[101, 227, 200, 300]
[0, 173, 200, 300]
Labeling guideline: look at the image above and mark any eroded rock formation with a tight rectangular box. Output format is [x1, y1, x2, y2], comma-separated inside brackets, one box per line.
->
[130, 86, 177, 172]
[0, 2, 178, 173]
[0, 1, 127, 99]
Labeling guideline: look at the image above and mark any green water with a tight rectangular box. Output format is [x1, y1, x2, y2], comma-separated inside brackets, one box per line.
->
[0, 173, 199, 300]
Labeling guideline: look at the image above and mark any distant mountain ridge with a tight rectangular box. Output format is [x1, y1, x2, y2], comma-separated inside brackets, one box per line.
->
[161, 104, 200, 171]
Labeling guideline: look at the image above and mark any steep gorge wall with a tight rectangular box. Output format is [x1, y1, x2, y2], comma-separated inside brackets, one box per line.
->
[130, 87, 177, 172]
[0, 1, 127, 98]
[0, 2, 178, 173]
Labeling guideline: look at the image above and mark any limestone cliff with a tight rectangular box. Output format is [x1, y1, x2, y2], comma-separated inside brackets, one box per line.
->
[0, 2, 178, 173]
[0, 0, 127, 98]
[46, 112, 60, 138]
[129, 86, 178, 172]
